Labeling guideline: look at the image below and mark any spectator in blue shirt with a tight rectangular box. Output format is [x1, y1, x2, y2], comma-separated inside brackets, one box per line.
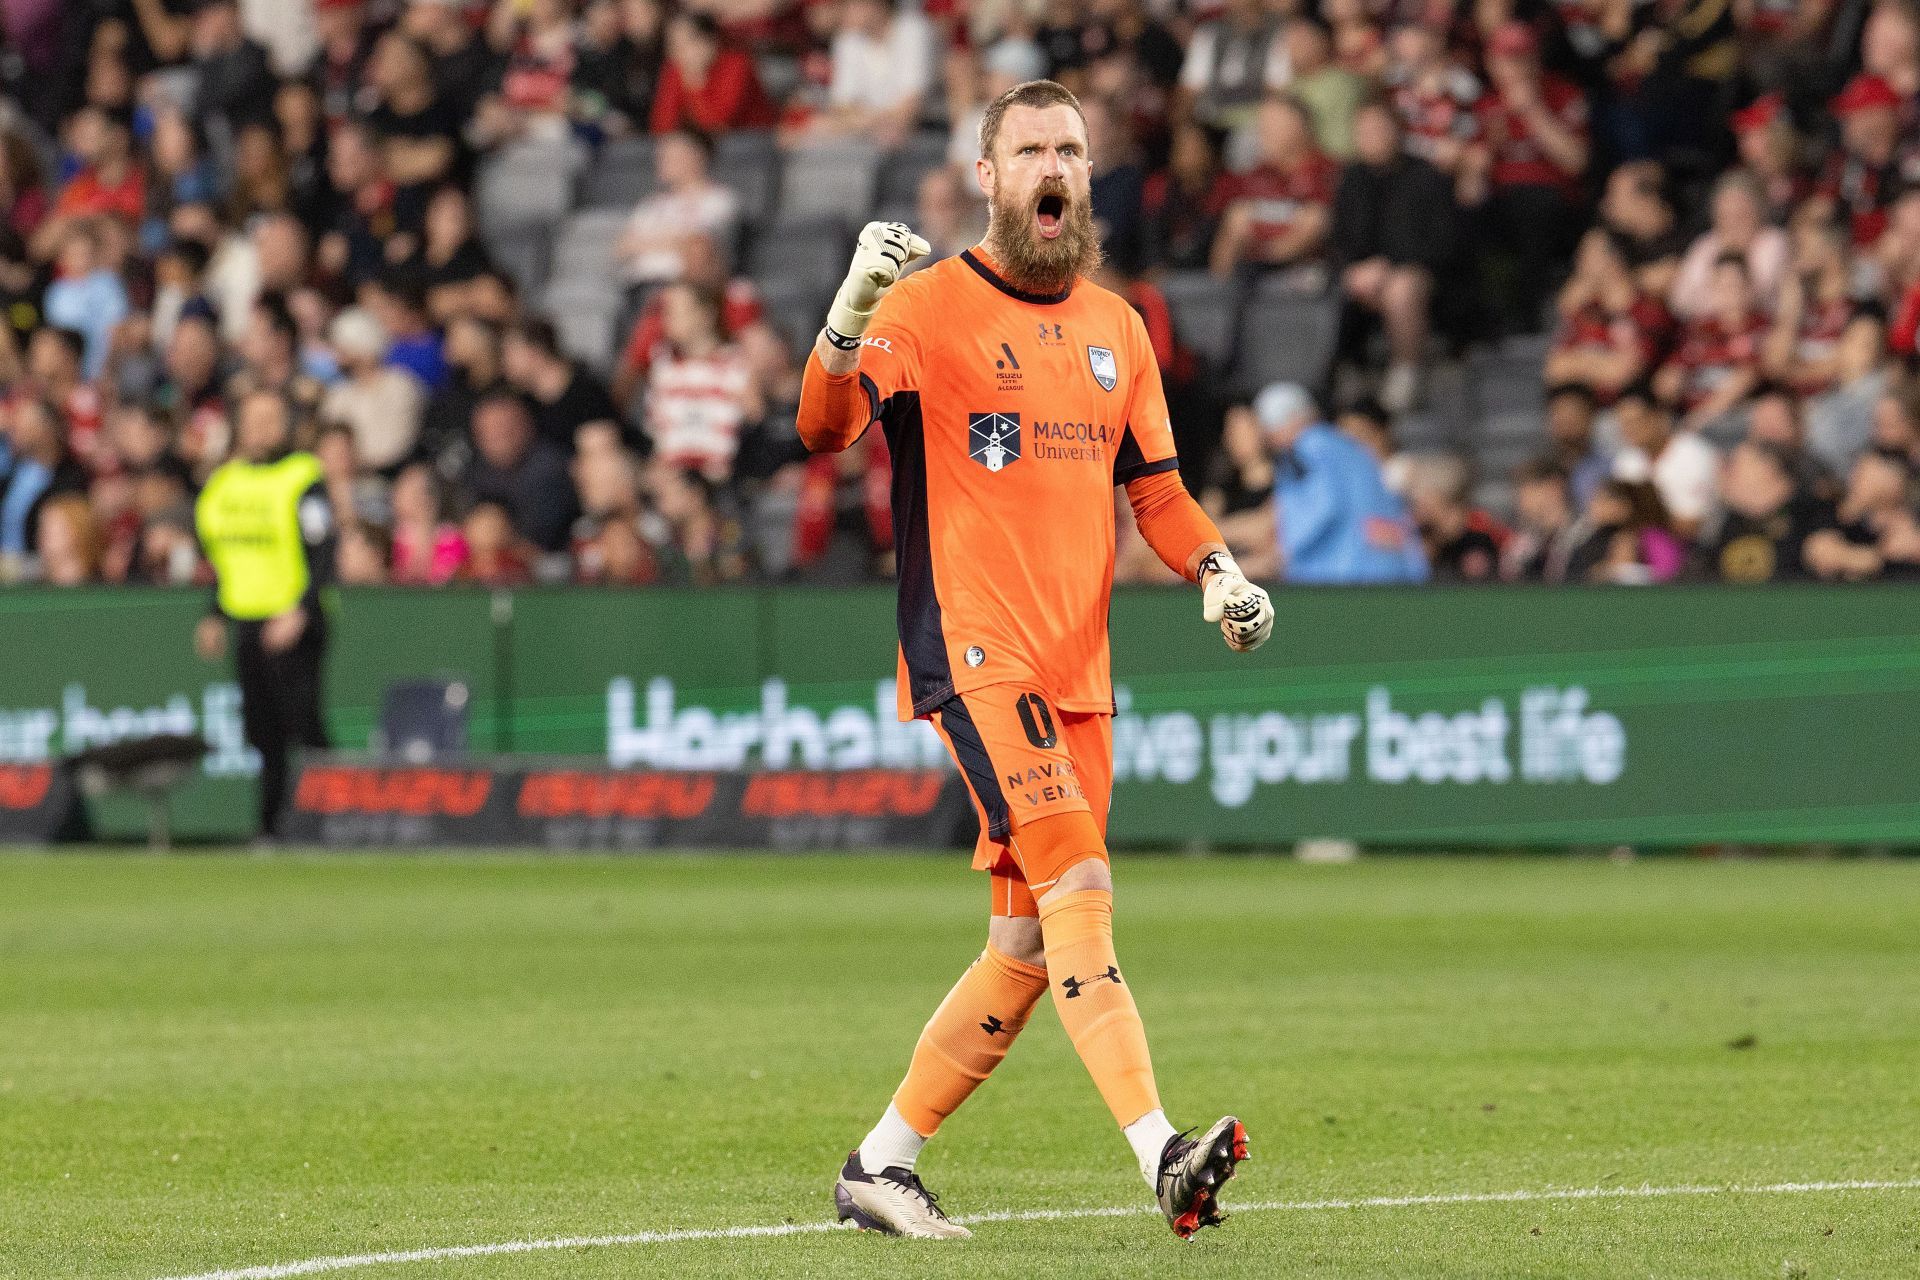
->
[41, 221, 128, 382]
[1231, 382, 1429, 584]
[0, 399, 86, 570]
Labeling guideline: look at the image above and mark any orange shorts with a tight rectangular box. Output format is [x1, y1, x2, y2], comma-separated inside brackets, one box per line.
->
[928, 685, 1113, 918]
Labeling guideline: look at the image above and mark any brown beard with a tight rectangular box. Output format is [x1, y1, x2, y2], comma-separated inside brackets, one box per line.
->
[984, 180, 1103, 295]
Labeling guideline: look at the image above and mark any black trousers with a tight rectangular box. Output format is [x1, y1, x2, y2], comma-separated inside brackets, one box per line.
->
[1480, 184, 1579, 335]
[233, 614, 330, 837]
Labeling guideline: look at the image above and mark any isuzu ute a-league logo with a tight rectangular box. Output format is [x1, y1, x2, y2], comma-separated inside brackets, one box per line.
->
[968, 412, 1021, 472]
[1087, 344, 1117, 391]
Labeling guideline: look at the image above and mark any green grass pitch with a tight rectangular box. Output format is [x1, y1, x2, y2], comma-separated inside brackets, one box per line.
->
[3, 850, 1918, 1279]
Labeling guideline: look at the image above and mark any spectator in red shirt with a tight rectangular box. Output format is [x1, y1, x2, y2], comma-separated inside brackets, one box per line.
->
[571, 434, 659, 585]
[1730, 94, 1807, 226]
[1209, 94, 1337, 287]
[0, 130, 48, 243]
[611, 232, 763, 411]
[474, 0, 579, 146]
[37, 109, 143, 262]
[1812, 75, 1909, 249]
[1462, 21, 1589, 335]
[1766, 217, 1857, 397]
[1141, 121, 1228, 271]
[642, 281, 762, 482]
[457, 496, 536, 585]
[1597, 160, 1684, 299]
[1545, 226, 1671, 405]
[1656, 253, 1769, 434]
[649, 11, 778, 135]
[1860, 0, 1920, 123]
[1384, 22, 1482, 180]
[24, 326, 108, 477]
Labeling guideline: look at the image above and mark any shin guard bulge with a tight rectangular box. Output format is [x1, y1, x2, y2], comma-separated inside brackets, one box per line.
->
[1037, 884, 1163, 1129]
[891, 945, 1050, 1136]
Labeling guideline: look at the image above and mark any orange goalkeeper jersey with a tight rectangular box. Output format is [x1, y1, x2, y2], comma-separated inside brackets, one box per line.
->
[850, 249, 1180, 721]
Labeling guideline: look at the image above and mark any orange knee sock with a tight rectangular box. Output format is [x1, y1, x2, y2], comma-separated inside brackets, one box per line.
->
[1038, 888, 1162, 1129]
[891, 945, 1050, 1136]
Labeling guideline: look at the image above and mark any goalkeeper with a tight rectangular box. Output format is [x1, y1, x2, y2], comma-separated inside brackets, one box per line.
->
[797, 79, 1273, 1242]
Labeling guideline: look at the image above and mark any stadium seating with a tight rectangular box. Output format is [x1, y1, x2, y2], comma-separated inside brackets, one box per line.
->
[1158, 271, 1243, 376]
[1229, 282, 1341, 399]
[776, 139, 883, 225]
[579, 136, 657, 210]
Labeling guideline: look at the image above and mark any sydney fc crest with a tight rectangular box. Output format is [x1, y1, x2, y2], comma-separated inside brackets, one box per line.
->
[968, 412, 1021, 472]
[1087, 345, 1117, 392]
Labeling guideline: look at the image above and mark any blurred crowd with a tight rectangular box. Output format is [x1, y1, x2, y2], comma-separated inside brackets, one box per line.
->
[0, 0, 1917, 590]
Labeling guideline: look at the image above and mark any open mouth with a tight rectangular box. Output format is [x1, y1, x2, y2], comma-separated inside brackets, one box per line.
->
[1035, 193, 1065, 240]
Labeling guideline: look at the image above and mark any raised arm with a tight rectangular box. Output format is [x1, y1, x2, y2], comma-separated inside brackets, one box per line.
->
[798, 222, 929, 453]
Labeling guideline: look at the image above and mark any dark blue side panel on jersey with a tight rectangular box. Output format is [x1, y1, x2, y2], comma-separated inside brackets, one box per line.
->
[880, 391, 954, 715]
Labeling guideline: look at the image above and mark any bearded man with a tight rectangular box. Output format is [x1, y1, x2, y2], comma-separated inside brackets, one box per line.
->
[795, 79, 1275, 1242]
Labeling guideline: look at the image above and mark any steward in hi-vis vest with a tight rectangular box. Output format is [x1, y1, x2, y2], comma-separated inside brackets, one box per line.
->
[194, 390, 335, 840]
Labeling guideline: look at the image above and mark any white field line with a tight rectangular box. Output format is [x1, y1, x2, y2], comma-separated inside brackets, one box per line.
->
[152, 1177, 1920, 1280]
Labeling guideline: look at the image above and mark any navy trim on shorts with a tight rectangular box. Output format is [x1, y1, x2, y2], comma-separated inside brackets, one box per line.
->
[938, 695, 1012, 841]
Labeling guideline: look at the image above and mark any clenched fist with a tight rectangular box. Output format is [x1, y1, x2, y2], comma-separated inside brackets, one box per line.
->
[826, 221, 932, 344]
[1199, 552, 1274, 653]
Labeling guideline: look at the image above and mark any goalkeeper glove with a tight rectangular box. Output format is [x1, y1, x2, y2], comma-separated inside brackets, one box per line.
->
[825, 221, 931, 349]
[1199, 550, 1274, 653]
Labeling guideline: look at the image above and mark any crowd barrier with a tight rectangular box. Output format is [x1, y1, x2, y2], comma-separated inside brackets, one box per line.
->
[2, 584, 1918, 847]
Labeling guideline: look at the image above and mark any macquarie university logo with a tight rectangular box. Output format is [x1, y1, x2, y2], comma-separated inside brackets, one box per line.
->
[968, 412, 1021, 472]
[1087, 344, 1117, 391]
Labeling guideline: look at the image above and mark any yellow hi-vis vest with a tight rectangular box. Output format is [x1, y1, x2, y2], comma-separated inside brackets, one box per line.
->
[195, 452, 325, 621]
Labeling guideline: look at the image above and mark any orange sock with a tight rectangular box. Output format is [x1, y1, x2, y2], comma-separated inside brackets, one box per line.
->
[1038, 888, 1162, 1128]
[891, 945, 1050, 1136]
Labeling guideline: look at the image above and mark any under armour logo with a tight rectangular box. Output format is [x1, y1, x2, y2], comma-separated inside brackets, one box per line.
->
[980, 1015, 1008, 1036]
[1059, 966, 1122, 999]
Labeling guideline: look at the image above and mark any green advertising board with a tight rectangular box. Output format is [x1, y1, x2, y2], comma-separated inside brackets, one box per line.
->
[3, 584, 1917, 845]
[0, 588, 500, 840]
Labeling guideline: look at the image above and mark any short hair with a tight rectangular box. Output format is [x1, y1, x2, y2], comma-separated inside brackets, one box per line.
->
[1545, 381, 1598, 410]
[34, 326, 86, 363]
[1290, 13, 1333, 42]
[1337, 397, 1389, 431]
[665, 125, 715, 163]
[1354, 94, 1399, 125]
[1514, 454, 1570, 487]
[669, 279, 725, 321]
[161, 238, 212, 276]
[509, 318, 562, 359]
[254, 292, 298, 345]
[673, 10, 722, 42]
[1738, 437, 1797, 481]
[1868, 444, 1917, 480]
[377, 269, 431, 316]
[979, 79, 1087, 161]
[1615, 379, 1663, 412]
[475, 388, 532, 420]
